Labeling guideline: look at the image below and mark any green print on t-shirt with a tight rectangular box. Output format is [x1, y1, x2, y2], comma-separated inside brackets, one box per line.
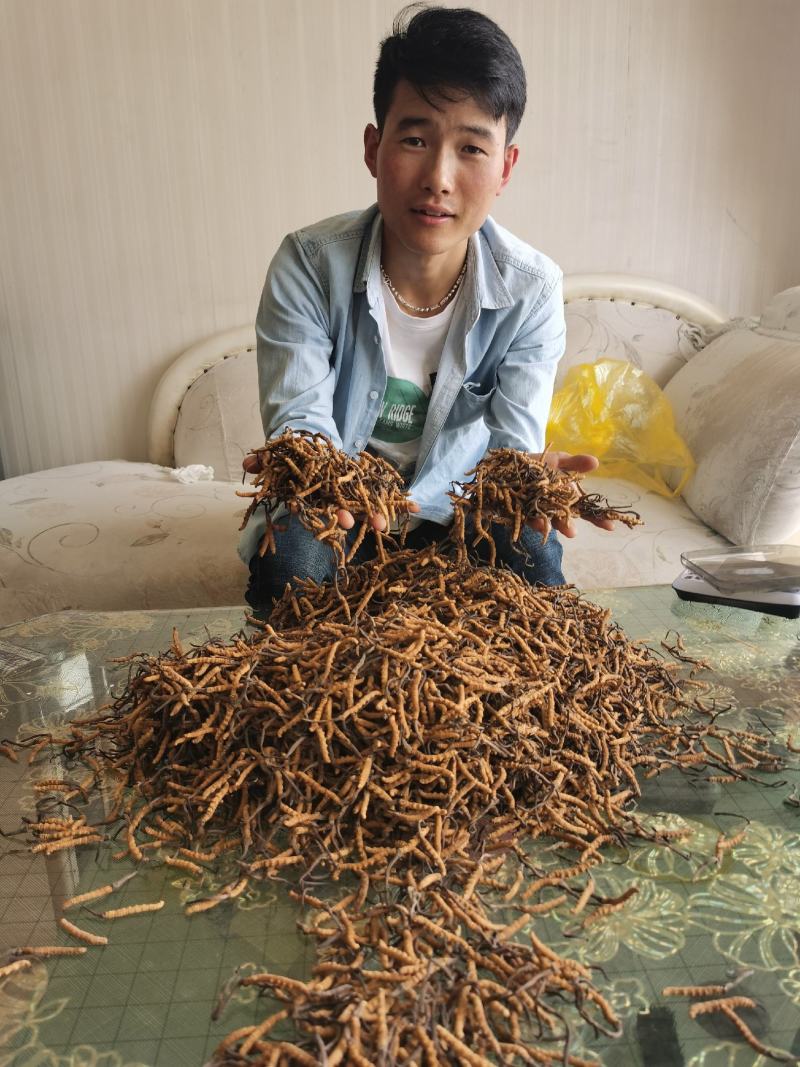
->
[372, 377, 429, 444]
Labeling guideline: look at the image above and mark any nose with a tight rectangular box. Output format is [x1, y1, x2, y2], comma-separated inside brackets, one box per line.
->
[421, 148, 453, 196]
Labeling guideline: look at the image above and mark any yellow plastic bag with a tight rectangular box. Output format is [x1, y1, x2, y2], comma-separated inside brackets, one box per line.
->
[546, 359, 694, 497]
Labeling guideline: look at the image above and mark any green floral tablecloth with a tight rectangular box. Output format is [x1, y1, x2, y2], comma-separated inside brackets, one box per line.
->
[0, 588, 798, 1067]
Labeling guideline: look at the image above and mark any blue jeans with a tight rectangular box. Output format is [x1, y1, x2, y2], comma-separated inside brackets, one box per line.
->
[245, 515, 564, 612]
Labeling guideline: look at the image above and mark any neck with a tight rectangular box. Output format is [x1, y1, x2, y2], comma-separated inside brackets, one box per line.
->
[380, 237, 469, 318]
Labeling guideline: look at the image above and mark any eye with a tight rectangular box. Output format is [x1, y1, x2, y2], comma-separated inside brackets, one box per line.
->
[401, 136, 425, 147]
[463, 144, 487, 156]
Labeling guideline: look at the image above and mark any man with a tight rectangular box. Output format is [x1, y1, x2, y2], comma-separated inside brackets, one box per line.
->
[240, 5, 610, 611]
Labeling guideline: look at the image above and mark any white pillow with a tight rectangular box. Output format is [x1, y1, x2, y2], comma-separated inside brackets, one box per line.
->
[173, 351, 263, 481]
[663, 324, 800, 544]
[759, 284, 800, 337]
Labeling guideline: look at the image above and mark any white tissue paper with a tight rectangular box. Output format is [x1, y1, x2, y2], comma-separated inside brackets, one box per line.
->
[170, 464, 215, 485]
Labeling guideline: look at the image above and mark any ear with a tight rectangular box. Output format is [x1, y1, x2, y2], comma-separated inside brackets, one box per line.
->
[496, 143, 519, 195]
[364, 124, 380, 178]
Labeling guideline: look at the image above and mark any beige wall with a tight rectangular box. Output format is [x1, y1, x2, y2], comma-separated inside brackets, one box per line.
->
[1, 0, 798, 477]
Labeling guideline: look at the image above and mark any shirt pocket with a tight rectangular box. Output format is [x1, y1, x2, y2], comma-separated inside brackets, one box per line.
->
[457, 380, 495, 413]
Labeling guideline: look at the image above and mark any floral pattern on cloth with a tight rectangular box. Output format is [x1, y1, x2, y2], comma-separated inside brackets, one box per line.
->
[559, 297, 707, 390]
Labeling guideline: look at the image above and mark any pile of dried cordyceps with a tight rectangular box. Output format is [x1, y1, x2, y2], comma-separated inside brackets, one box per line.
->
[1, 437, 792, 1065]
[238, 429, 413, 565]
[450, 448, 643, 563]
[2, 549, 790, 1064]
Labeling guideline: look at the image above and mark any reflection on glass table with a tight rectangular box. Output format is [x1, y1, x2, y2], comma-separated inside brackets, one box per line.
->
[0, 588, 798, 1067]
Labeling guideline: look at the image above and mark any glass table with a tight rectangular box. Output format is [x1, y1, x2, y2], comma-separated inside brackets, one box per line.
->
[0, 587, 798, 1067]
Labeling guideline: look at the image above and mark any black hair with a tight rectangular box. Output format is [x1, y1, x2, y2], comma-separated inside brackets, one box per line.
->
[373, 4, 527, 144]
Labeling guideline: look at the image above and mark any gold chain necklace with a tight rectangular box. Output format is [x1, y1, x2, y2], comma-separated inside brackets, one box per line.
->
[380, 260, 466, 314]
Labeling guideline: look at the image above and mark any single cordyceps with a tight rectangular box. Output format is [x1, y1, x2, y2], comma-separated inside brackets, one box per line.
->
[449, 448, 643, 563]
[237, 428, 413, 565]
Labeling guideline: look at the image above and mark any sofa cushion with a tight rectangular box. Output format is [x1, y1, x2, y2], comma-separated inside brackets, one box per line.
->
[559, 298, 706, 390]
[663, 325, 800, 544]
[173, 351, 262, 481]
[0, 461, 248, 628]
[559, 476, 729, 589]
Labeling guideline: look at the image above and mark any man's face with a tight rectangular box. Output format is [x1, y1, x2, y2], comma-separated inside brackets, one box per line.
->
[364, 79, 518, 264]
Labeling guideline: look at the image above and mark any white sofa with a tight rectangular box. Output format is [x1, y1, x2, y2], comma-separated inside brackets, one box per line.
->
[2, 276, 799, 629]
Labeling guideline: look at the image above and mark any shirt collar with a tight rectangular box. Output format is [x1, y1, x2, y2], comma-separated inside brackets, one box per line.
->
[472, 222, 514, 310]
[355, 207, 514, 312]
[354, 207, 382, 296]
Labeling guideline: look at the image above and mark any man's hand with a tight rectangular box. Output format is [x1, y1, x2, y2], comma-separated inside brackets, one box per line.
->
[528, 451, 614, 539]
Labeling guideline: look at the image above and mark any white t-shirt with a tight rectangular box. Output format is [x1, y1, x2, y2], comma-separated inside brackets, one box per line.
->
[368, 275, 460, 478]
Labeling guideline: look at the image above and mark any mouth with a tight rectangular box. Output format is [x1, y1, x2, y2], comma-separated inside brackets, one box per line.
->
[412, 207, 454, 219]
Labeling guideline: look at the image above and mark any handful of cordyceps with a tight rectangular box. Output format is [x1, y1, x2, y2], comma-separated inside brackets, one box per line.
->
[240, 431, 642, 570]
[238, 428, 414, 564]
[449, 447, 643, 562]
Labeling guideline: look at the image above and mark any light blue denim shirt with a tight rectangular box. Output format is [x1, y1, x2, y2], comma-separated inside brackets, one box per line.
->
[238, 204, 565, 564]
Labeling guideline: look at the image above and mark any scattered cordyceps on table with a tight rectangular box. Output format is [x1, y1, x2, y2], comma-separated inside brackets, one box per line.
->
[213, 892, 621, 1067]
[238, 428, 413, 565]
[662, 985, 794, 1064]
[450, 448, 643, 563]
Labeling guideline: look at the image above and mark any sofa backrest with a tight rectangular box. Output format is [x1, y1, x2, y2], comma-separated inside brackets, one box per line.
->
[559, 274, 727, 390]
[560, 298, 704, 389]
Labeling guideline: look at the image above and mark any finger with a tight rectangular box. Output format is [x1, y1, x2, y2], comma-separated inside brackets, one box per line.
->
[337, 509, 355, 530]
[406, 500, 421, 514]
[552, 518, 578, 538]
[553, 453, 600, 475]
[370, 513, 388, 533]
[542, 450, 568, 470]
[242, 454, 261, 474]
[587, 516, 615, 531]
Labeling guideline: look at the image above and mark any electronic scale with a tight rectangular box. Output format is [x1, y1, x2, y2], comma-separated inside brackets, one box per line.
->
[672, 545, 800, 619]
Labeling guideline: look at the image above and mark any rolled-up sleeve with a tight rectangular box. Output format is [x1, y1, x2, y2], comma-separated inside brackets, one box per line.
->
[239, 236, 341, 565]
[256, 234, 342, 448]
[485, 270, 565, 453]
